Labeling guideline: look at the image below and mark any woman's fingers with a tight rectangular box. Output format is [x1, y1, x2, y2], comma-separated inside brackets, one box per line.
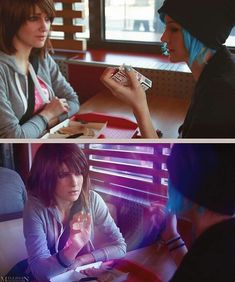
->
[49, 97, 69, 113]
[101, 76, 126, 94]
[123, 66, 141, 88]
[70, 212, 91, 232]
[59, 98, 69, 111]
[101, 66, 140, 92]
[84, 213, 92, 228]
[100, 67, 117, 81]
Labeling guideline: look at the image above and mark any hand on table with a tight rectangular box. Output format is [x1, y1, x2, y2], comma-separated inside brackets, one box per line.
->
[69, 253, 96, 270]
[40, 97, 69, 122]
[79, 261, 125, 282]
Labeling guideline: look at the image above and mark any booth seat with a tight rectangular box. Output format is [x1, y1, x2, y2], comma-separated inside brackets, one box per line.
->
[0, 217, 27, 275]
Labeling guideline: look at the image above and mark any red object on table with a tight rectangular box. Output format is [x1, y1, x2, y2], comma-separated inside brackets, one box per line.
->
[72, 112, 139, 139]
[114, 259, 162, 282]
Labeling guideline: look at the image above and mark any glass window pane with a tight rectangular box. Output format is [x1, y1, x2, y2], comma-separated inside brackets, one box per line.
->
[90, 155, 153, 169]
[86, 143, 170, 193]
[104, 0, 235, 47]
[226, 27, 235, 47]
[74, 0, 90, 39]
[51, 1, 89, 40]
[105, 0, 164, 43]
[90, 144, 154, 154]
[90, 166, 154, 183]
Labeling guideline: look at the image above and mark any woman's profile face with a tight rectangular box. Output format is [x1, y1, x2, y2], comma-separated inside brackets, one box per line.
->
[55, 163, 84, 204]
[161, 15, 189, 63]
[13, 5, 51, 52]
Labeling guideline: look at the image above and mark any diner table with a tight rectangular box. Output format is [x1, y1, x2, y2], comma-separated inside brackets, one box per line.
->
[123, 243, 176, 281]
[78, 90, 190, 139]
[50, 243, 176, 282]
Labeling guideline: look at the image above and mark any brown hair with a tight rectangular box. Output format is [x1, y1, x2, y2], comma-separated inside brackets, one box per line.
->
[27, 144, 91, 210]
[0, 0, 55, 57]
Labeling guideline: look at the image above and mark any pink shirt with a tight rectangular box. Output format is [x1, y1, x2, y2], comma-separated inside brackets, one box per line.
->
[33, 77, 50, 114]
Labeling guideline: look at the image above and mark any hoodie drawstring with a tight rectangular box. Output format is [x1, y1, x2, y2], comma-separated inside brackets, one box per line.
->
[15, 72, 28, 113]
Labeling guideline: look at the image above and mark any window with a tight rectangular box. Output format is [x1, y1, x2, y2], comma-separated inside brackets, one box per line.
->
[88, 1, 161, 53]
[226, 28, 235, 47]
[104, 0, 235, 47]
[50, 0, 89, 51]
[50, 1, 235, 53]
[88, 1, 235, 53]
[105, 0, 165, 43]
[83, 143, 171, 206]
[0, 144, 15, 169]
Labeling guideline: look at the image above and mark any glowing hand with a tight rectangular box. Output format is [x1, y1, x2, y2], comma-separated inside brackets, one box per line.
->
[160, 213, 179, 242]
[69, 211, 92, 250]
[149, 202, 179, 241]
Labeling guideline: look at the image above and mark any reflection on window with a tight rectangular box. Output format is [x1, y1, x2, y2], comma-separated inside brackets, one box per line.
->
[89, 144, 155, 184]
[226, 27, 235, 47]
[105, 0, 235, 47]
[84, 143, 170, 205]
[51, 0, 89, 40]
[90, 143, 155, 154]
[105, 0, 165, 43]
[74, 0, 90, 39]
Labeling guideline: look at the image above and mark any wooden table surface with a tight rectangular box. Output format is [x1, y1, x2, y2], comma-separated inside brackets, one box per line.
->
[79, 90, 190, 139]
[49, 243, 176, 282]
[125, 243, 176, 282]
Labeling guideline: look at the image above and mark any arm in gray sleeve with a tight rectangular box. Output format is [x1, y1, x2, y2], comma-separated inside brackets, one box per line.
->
[0, 54, 79, 138]
[46, 54, 80, 122]
[90, 191, 127, 262]
[14, 170, 27, 206]
[0, 167, 27, 214]
[20, 180, 27, 205]
[23, 200, 68, 280]
[0, 70, 48, 138]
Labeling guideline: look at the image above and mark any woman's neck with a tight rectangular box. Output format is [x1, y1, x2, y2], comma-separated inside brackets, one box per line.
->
[189, 61, 206, 81]
[56, 196, 73, 212]
[12, 38, 32, 75]
[188, 51, 214, 82]
[194, 211, 233, 238]
[14, 52, 30, 75]
[56, 197, 73, 213]
[55, 198, 73, 224]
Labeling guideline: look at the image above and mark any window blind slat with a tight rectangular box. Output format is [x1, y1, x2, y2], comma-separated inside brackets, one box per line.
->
[84, 144, 170, 204]
[88, 159, 169, 179]
[91, 179, 168, 204]
[52, 24, 85, 33]
[55, 0, 84, 3]
[50, 39, 86, 51]
[89, 171, 168, 196]
[84, 149, 168, 163]
[55, 10, 84, 19]
[51, 1, 86, 51]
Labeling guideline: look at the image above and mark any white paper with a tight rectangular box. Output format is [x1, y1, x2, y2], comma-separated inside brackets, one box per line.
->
[75, 260, 102, 272]
[50, 261, 102, 282]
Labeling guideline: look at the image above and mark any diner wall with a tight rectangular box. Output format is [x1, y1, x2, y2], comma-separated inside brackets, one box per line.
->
[54, 52, 195, 104]
[67, 63, 195, 104]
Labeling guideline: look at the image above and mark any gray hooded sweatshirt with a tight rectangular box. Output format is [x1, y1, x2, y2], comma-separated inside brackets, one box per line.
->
[23, 190, 126, 280]
[0, 51, 79, 138]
